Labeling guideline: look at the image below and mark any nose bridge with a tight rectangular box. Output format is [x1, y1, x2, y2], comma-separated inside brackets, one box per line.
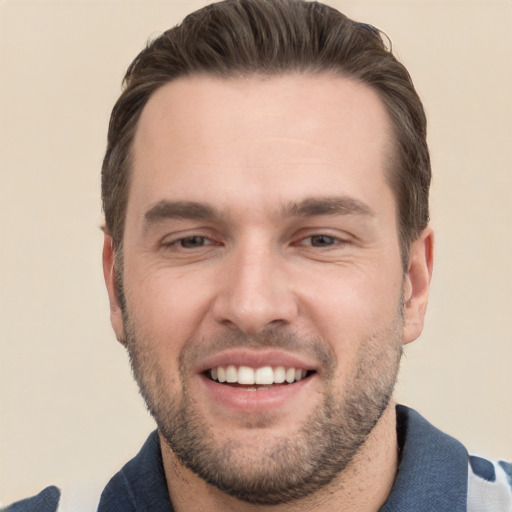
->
[212, 235, 297, 333]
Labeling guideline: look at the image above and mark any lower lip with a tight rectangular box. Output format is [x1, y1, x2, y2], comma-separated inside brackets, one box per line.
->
[199, 373, 315, 413]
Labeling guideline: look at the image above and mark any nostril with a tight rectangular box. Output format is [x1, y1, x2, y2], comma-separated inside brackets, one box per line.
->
[211, 275, 299, 335]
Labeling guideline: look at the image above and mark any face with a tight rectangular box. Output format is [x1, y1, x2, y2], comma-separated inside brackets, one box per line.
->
[103, 73, 432, 504]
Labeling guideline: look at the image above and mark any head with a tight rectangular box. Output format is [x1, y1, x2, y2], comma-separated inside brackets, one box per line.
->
[102, 0, 430, 268]
[101, 0, 433, 506]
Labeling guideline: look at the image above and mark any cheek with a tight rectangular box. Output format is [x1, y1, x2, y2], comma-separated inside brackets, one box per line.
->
[123, 265, 215, 356]
[300, 264, 404, 355]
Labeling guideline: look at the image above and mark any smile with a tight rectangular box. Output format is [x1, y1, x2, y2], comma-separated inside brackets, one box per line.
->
[207, 365, 313, 387]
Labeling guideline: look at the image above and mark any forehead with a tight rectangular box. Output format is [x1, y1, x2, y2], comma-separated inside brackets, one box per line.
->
[129, 73, 394, 217]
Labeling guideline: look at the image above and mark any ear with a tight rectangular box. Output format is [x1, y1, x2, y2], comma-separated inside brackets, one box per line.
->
[102, 233, 126, 345]
[402, 226, 434, 345]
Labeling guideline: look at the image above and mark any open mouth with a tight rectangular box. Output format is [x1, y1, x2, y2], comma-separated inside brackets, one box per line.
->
[205, 365, 315, 390]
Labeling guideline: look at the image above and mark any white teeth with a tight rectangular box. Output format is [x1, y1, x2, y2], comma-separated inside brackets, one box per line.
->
[255, 366, 274, 385]
[226, 365, 237, 383]
[209, 365, 310, 385]
[273, 366, 285, 384]
[238, 365, 255, 385]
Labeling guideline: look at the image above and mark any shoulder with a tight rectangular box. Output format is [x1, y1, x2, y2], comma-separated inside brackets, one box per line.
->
[1, 486, 60, 512]
[1, 484, 104, 512]
[387, 406, 511, 512]
[467, 456, 512, 512]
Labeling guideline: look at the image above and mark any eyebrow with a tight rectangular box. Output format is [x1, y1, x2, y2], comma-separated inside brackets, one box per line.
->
[144, 200, 219, 227]
[283, 196, 375, 218]
[143, 195, 374, 229]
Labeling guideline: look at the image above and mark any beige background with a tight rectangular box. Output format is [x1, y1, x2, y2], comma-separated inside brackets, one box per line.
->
[1, 0, 511, 506]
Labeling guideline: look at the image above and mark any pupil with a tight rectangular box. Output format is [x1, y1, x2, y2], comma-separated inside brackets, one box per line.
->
[181, 236, 204, 248]
[312, 235, 334, 246]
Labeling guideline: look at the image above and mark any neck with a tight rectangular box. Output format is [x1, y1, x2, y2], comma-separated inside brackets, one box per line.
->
[161, 402, 398, 512]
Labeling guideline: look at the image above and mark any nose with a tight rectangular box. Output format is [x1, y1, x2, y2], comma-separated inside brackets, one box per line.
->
[211, 241, 299, 334]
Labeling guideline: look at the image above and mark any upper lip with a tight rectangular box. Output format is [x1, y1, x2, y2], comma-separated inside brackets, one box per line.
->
[196, 349, 320, 374]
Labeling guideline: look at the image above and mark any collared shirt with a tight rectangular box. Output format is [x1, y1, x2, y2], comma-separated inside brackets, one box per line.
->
[97, 405, 511, 511]
[3, 406, 511, 511]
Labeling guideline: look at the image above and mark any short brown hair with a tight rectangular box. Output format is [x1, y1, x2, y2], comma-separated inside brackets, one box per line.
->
[102, 0, 430, 268]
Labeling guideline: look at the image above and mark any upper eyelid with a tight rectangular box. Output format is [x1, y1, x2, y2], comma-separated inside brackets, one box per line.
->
[163, 234, 215, 245]
[291, 228, 351, 242]
[295, 234, 347, 245]
[157, 227, 352, 245]
[159, 226, 218, 241]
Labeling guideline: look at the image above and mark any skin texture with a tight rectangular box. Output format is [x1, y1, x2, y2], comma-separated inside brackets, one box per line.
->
[103, 73, 433, 511]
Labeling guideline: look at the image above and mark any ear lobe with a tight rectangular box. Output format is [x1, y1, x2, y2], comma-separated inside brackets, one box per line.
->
[102, 234, 126, 345]
[402, 226, 434, 345]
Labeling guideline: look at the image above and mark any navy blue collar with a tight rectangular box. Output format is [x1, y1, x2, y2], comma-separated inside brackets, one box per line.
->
[380, 405, 468, 511]
[98, 431, 173, 512]
[97, 405, 469, 511]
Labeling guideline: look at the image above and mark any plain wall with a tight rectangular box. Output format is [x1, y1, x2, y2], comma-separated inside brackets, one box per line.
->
[1, 0, 511, 506]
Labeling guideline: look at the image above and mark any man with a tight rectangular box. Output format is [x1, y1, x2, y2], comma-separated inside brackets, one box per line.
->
[3, 0, 509, 511]
[96, 1, 512, 510]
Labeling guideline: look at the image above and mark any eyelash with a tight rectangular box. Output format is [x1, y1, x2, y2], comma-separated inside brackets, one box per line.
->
[163, 235, 216, 249]
[302, 234, 339, 247]
[163, 233, 347, 251]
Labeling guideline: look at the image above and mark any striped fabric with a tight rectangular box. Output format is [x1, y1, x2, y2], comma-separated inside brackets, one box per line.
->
[467, 456, 512, 512]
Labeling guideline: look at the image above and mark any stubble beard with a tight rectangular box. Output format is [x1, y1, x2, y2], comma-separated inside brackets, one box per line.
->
[123, 307, 403, 506]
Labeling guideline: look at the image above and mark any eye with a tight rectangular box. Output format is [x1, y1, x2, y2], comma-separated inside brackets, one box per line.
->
[177, 236, 211, 248]
[307, 235, 338, 247]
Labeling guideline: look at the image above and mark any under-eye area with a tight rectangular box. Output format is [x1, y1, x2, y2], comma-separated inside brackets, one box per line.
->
[206, 365, 315, 390]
